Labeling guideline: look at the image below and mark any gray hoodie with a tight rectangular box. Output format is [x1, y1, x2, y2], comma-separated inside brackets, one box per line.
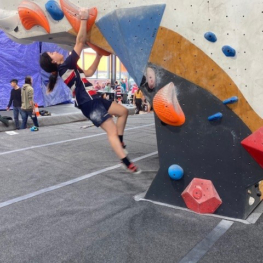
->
[21, 84, 34, 111]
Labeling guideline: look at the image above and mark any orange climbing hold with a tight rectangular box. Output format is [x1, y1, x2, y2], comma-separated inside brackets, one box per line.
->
[18, 1, 50, 33]
[153, 82, 185, 126]
[60, 0, 97, 33]
[87, 42, 111, 56]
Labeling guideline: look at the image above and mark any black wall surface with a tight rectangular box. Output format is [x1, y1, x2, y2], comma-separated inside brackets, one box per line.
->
[142, 64, 263, 219]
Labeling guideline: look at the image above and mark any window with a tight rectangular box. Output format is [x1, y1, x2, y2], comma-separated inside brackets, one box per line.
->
[77, 48, 131, 83]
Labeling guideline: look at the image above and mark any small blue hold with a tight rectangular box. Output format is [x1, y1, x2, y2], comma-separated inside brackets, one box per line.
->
[223, 96, 238, 105]
[208, 112, 223, 121]
[222, 45, 236, 57]
[168, 164, 184, 180]
[204, 32, 217, 43]
[45, 0, 64, 21]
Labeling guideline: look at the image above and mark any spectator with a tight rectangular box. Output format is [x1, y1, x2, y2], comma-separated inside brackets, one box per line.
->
[114, 81, 119, 90]
[104, 82, 111, 92]
[101, 82, 106, 90]
[131, 84, 138, 94]
[116, 85, 123, 104]
[133, 88, 144, 114]
[120, 78, 127, 93]
[94, 81, 101, 91]
[6, 79, 22, 130]
[20, 76, 39, 129]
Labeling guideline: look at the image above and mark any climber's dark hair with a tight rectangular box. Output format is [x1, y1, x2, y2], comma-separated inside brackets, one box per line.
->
[40, 52, 58, 73]
[39, 52, 59, 93]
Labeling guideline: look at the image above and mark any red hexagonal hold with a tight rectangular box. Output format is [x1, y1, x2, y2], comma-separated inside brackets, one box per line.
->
[181, 178, 222, 214]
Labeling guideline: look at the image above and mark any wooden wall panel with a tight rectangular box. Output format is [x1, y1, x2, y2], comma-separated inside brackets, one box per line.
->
[149, 27, 263, 132]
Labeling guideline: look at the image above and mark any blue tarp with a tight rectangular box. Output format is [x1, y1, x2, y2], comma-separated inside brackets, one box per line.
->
[0, 30, 72, 109]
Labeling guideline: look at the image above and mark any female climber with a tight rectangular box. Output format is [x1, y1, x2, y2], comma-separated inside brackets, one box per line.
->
[40, 7, 141, 174]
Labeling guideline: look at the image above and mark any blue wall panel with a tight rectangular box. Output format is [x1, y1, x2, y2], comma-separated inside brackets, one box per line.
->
[97, 4, 165, 84]
[96, 11, 136, 80]
[116, 4, 165, 84]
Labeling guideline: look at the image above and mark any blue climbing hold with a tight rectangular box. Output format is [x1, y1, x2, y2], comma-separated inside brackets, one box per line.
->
[223, 96, 238, 105]
[45, 0, 64, 21]
[208, 112, 223, 121]
[222, 45, 236, 57]
[168, 164, 184, 180]
[204, 32, 217, 43]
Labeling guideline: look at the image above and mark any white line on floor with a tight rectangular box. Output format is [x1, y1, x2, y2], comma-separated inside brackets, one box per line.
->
[0, 123, 154, 156]
[0, 151, 158, 209]
[178, 220, 233, 263]
[135, 194, 260, 224]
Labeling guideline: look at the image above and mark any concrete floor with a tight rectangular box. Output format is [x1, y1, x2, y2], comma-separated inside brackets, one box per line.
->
[0, 113, 263, 263]
[0, 103, 136, 132]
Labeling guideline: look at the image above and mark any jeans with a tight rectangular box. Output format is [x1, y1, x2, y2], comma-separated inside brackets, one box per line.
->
[13, 106, 22, 129]
[135, 98, 142, 114]
[20, 110, 39, 129]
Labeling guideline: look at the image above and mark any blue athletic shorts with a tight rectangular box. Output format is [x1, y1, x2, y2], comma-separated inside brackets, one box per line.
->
[79, 96, 113, 127]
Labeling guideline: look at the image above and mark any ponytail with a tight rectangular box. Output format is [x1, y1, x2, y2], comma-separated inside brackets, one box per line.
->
[47, 72, 58, 93]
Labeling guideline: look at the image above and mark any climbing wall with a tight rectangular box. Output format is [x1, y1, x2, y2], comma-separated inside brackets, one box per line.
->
[0, 0, 263, 219]
[143, 64, 263, 219]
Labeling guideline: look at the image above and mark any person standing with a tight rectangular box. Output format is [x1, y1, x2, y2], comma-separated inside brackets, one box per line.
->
[20, 76, 39, 129]
[94, 81, 101, 91]
[6, 79, 22, 129]
[120, 78, 127, 93]
[133, 89, 144, 114]
[104, 82, 111, 92]
[131, 84, 138, 94]
[116, 85, 123, 104]
[114, 81, 119, 90]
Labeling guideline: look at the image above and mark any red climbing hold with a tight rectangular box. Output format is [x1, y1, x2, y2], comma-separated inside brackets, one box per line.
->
[181, 178, 222, 214]
[241, 126, 263, 169]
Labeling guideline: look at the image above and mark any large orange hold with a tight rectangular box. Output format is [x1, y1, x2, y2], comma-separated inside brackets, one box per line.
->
[18, 1, 50, 33]
[60, 0, 97, 33]
[153, 82, 185, 126]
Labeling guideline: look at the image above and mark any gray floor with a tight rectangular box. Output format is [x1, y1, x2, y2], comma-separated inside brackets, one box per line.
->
[0, 103, 135, 132]
[0, 113, 263, 263]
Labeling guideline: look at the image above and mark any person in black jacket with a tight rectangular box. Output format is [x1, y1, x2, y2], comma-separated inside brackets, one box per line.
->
[6, 79, 22, 129]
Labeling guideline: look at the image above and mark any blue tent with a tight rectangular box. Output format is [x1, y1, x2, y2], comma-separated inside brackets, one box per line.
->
[0, 30, 72, 109]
